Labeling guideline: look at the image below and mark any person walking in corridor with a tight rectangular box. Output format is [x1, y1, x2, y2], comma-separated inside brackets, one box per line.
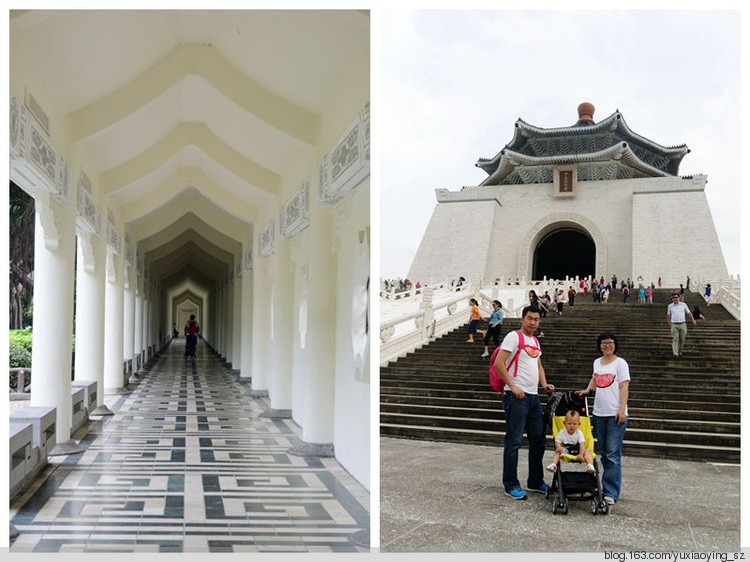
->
[577, 332, 630, 505]
[494, 306, 555, 500]
[667, 292, 696, 357]
[185, 314, 200, 357]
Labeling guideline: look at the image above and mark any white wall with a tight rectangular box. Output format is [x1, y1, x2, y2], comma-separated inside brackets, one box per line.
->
[632, 176, 728, 287]
[333, 182, 371, 490]
[409, 175, 726, 289]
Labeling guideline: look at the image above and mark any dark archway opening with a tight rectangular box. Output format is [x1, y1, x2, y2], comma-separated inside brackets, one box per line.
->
[533, 228, 595, 280]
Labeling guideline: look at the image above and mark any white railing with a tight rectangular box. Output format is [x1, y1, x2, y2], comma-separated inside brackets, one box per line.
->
[379, 279, 458, 301]
[690, 274, 740, 320]
[380, 285, 472, 366]
[380, 275, 532, 366]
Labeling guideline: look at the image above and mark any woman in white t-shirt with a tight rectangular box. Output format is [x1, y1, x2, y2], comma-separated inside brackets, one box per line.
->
[577, 332, 630, 506]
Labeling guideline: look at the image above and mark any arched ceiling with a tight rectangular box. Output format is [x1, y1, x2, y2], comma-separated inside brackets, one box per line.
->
[10, 9, 369, 303]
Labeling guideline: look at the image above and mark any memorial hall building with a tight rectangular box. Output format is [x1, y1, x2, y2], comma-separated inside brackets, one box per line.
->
[408, 102, 728, 287]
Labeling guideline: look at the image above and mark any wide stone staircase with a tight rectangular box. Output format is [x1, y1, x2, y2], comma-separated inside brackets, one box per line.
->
[380, 289, 740, 463]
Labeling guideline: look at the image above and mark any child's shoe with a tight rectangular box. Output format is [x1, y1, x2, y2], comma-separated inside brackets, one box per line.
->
[546, 463, 557, 473]
[586, 464, 595, 473]
[481, 351, 489, 358]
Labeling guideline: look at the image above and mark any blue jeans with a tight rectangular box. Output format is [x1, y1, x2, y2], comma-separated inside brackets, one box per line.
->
[592, 415, 628, 500]
[502, 393, 546, 492]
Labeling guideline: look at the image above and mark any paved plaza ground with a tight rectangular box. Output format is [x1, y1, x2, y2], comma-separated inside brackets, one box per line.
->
[380, 437, 740, 553]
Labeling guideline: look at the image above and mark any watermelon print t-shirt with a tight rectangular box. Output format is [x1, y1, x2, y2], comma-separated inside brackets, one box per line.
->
[591, 356, 630, 417]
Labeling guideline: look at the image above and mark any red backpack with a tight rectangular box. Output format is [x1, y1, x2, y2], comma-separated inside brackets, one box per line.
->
[489, 330, 541, 393]
[186, 320, 199, 335]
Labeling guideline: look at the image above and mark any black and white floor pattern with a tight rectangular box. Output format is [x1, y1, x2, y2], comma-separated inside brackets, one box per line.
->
[10, 338, 369, 553]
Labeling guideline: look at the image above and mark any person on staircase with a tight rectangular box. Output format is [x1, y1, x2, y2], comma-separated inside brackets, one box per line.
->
[184, 314, 200, 358]
[466, 298, 482, 343]
[481, 300, 504, 358]
[528, 290, 545, 337]
[667, 292, 697, 358]
[576, 332, 630, 506]
[495, 306, 555, 500]
[704, 283, 712, 306]
[568, 285, 576, 307]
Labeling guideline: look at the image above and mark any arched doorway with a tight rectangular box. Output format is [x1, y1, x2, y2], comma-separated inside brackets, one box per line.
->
[533, 228, 595, 280]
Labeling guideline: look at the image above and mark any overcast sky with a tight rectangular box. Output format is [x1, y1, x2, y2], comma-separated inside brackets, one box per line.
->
[379, 10, 742, 279]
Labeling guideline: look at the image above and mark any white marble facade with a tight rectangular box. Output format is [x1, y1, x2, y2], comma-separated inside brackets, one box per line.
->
[409, 174, 728, 288]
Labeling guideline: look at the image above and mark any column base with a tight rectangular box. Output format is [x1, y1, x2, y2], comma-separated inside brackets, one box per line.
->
[351, 528, 370, 549]
[128, 373, 142, 384]
[260, 408, 291, 419]
[250, 389, 268, 398]
[231, 368, 241, 375]
[288, 441, 335, 458]
[89, 405, 115, 416]
[238, 377, 252, 385]
[49, 439, 85, 456]
[10, 524, 19, 540]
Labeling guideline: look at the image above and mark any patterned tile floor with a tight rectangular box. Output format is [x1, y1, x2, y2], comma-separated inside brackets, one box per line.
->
[10, 339, 369, 553]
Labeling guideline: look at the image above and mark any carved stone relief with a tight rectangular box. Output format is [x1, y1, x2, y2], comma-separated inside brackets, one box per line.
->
[10, 96, 70, 203]
[317, 103, 370, 204]
[258, 220, 275, 258]
[280, 181, 310, 239]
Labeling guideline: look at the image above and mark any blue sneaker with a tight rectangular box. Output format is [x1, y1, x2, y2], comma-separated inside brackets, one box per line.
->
[526, 482, 549, 494]
[504, 487, 527, 500]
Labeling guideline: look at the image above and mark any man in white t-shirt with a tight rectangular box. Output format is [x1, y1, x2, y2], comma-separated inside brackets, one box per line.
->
[666, 292, 696, 357]
[493, 305, 556, 500]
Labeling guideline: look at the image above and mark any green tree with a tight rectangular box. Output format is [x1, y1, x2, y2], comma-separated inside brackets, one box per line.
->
[9, 181, 35, 329]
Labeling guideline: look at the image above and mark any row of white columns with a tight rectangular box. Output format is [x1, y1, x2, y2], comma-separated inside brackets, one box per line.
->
[248, 202, 337, 454]
[30, 201, 163, 451]
[30, 194, 338, 458]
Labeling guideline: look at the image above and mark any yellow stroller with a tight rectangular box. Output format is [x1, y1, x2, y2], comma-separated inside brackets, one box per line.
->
[545, 392, 609, 515]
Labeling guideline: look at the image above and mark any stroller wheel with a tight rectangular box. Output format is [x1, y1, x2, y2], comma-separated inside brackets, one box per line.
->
[561, 499, 569, 515]
[590, 499, 597, 515]
[601, 502, 610, 515]
[552, 501, 558, 515]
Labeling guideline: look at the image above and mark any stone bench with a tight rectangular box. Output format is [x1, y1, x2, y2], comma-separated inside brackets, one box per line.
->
[71, 386, 86, 434]
[71, 380, 97, 418]
[10, 406, 57, 475]
[10, 421, 34, 501]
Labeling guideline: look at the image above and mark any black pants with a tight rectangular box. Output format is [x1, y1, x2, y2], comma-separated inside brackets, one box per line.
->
[185, 334, 197, 357]
[484, 324, 502, 347]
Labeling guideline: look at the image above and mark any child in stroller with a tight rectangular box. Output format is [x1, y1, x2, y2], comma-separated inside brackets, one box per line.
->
[545, 391, 609, 515]
[547, 410, 595, 475]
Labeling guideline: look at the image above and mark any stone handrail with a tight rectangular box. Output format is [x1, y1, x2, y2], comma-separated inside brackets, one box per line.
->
[380, 286, 475, 366]
[690, 274, 740, 320]
[379, 279, 456, 301]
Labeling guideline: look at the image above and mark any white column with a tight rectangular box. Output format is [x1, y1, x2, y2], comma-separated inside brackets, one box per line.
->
[30, 198, 79, 451]
[297, 205, 335, 450]
[134, 290, 143, 370]
[216, 285, 223, 356]
[73, 232, 111, 414]
[104, 250, 125, 392]
[142, 291, 150, 360]
[232, 266, 242, 371]
[268, 239, 293, 413]
[123, 277, 135, 368]
[150, 285, 156, 351]
[251, 257, 270, 393]
[240, 247, 254, 382]
[226, 276, 234, 366]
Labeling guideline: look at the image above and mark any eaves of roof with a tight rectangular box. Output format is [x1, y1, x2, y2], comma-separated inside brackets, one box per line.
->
[477, 111, 689, 177]
[479, 142, 671, 186]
